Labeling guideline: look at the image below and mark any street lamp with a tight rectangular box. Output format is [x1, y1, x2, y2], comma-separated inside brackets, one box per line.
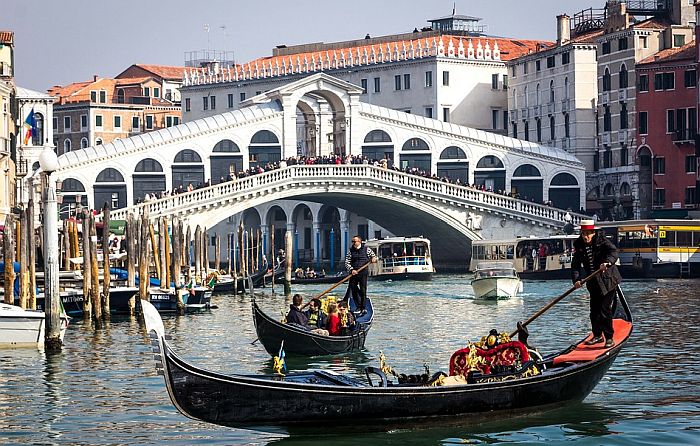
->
[39, 147, 62, 349]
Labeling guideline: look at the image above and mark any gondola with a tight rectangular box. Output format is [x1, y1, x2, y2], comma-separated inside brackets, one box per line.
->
[290, 272, 349, 285]
[210, 262, 279, 294]
[252, 296, 373, 356]
[141, 286, 633, 429]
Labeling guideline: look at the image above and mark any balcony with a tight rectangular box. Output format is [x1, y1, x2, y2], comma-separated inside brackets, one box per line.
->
[618, 129, 628, 143]
[618, 88, 627, 101]
[547, 102, 555, 115]
[0, 136, 9, 155]
[561, 137, 570, 149]
[130, 96, 152, 105]
[521, 108, 529, 120]
[601, 132, 611, 145]
[601, 91, 610, 104]
[510, 109, 518, 121]
[673, 128, 697, 144]
[532, 104, 541, 118]
[561, 98, 570, 113]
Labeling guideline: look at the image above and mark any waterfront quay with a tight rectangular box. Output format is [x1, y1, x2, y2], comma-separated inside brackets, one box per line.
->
[1, 277, 698, 445]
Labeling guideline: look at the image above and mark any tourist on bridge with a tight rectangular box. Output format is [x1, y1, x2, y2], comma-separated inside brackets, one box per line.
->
[344, 235, 377, 313]
[571, 219, 622, 348]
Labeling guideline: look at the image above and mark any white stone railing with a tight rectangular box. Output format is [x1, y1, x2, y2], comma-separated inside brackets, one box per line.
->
[109, 165, 584, 227]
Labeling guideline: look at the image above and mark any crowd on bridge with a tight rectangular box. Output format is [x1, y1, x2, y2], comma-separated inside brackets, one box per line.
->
[134, 153, 567, 210]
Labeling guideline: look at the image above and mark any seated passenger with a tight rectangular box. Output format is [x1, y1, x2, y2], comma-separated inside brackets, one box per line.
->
[319, 268, 326, 278]
[304, 298, 328, 333]
[338, 301, 357, 335]
[295, 268, 305, 279]
[326, 302, 342, 336]
[285, 294, 308, 327]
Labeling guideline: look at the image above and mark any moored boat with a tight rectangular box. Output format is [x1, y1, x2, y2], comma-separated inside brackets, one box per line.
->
[0, 303, 69, 347]
[141, 286, 633, 429]
[471, 261, 522, 299]
[148, 287, 211, 313]
[291, 272, 348, 285]
[365, 236, 435, 281]
[252, 296, 373, 356]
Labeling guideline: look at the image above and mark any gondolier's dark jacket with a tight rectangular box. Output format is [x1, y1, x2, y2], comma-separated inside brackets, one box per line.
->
[344, 243, 376, 274]
[571, 232, 622, 295]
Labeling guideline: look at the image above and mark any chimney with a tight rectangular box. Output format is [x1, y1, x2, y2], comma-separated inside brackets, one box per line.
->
[93, 74, 99, 82]
[557, 14, 571, 45]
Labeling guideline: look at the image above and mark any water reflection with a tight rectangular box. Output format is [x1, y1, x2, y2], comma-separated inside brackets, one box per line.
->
[1, 277, 699, 444]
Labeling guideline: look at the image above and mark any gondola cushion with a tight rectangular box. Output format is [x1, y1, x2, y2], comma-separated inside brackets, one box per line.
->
[449, 341, 530, 377]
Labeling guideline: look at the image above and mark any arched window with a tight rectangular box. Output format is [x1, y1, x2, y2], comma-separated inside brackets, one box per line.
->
[250, 130, 279, 144]
[551, 173, 578, 185]
[32, 112, 44, 146]
[61, 178, 86, 193]
[213, 139, 241, 152]
[135, 158, 163, 172]
[363, 130, 392, 143]
[619, 64, 628, 89]
[402, 138, 429, 151]
[512, 88, 517, 109]
[63, 139, 71, 153]
[564, 77, 569, 100]
[80, 137, 89, 149]
[549, 80, 555, 103]
[96, 168, 125, 182]
[535, 83, 541, 106]
[603, 183, 615, 197]
[439, 146, 467, 159]
[620, 182, 631, 196]
[476, 155, 504, 169]
[603, 67, 611, 92]
[524, 86, 529, 107]
[513, 164, 541, 177]
[173, 149, 202, 163]
[116, 89, 125, 104]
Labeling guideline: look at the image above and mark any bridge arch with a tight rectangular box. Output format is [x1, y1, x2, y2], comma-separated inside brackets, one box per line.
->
[362, 129, 395, 162]
[211, 139, 243, 184]
[399, 137, 432, 172]
[474, 155, 505, 192]
[133, 158, 165, 202]
[318, 205, 342, 269]
[291, 202, 315, 264]
[173, 149, 205, 190]
[249, 129, 282, 169]
[94, 167, 127, 210]
[59, 178, 88, 219]
[511, 163, 543, 203]
[549, 172, 580, 210]
[437, 145, 470, 183]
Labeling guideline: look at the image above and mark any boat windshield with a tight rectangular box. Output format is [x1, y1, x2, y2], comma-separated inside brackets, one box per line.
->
[475, 268, 517, 279]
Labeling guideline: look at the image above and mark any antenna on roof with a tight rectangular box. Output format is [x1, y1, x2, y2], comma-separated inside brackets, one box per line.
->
[204, 23, 210, 50]
[452, 2, 456, 15]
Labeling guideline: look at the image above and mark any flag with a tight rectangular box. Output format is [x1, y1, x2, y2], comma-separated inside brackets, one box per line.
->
[273, 340, 286, 375]
[23, 108, 36, 145]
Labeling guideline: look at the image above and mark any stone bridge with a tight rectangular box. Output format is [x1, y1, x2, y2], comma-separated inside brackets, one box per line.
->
[109, 164, 583, 265]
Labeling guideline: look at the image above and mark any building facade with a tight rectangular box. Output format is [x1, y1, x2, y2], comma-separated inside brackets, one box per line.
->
[180, 14, 552, 152]
[48, 74, 182, 157]
[0, 30, 16, 223]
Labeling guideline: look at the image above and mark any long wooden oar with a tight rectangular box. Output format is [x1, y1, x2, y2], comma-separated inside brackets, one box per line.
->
[510, 264, 606, 339]
[301, 262, 372, 309]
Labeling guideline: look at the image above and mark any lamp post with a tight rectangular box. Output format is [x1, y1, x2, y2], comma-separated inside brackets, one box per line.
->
[39, 147, 61, 349]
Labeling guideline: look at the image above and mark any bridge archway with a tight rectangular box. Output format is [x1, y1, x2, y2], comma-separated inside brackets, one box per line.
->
[549, 172, 580, 210]
[133, 158, 165, 203]
[173, 149, 205, 189]
[249, 130, 281, 169]
[437, 145, 469, 183]
[94, 167, 126, 211]
[265, 205, 288, 257]
[475, 155, 505, 192]
[511, 164, 543, 203]
[362, 129, 394, 162]
[291, 203, 314, 265]
[211, 139, 243, 184]
[399, 137, 431, 172]
[59, 178, 88, 219]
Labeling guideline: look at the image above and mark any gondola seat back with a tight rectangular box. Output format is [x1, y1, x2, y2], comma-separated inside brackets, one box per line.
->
[449, 341, 530, 377]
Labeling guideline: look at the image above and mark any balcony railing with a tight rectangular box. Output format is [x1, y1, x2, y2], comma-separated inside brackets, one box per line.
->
[547, 102, 555, 115]
[618, 88, 628, 101]
[674, 128, 697, 143]
[601, 91, 610, 104]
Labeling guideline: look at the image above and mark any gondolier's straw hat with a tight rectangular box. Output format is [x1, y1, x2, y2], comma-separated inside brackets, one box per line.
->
[577, 219, 598, 232]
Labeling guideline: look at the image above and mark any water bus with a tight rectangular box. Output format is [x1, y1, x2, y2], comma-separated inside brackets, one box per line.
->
[597, 219, 700, 278]
[470, 234, 578, 279]
[366, 236, 435, 281]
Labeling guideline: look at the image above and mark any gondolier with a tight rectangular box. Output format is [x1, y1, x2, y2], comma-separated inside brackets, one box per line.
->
[344, 235, 377, 313]
[572, 219, 622, 348]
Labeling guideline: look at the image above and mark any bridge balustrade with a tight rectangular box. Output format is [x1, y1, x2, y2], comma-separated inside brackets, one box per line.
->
[109, 165, 582, 227]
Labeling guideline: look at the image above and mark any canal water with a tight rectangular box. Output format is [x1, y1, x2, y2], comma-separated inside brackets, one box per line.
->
[1, 276, 698, 445]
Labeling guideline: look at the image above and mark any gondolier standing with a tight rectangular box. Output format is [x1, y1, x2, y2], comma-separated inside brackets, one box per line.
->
[344, 235, 377, 313]
[572, 219, 622, 348]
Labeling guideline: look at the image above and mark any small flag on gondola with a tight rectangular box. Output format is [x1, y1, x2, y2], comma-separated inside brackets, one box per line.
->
[273, 340, 286, 376]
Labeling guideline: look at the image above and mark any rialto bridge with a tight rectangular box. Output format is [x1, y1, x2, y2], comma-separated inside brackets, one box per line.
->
[42, 73, 586, 268]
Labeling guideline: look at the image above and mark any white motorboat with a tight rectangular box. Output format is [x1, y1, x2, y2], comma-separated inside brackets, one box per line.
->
[470, 261, 522, 300]
[0, 303, 69, 347]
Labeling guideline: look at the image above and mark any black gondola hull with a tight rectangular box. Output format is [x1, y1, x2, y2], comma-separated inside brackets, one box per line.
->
[252, 298, 373, 356]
